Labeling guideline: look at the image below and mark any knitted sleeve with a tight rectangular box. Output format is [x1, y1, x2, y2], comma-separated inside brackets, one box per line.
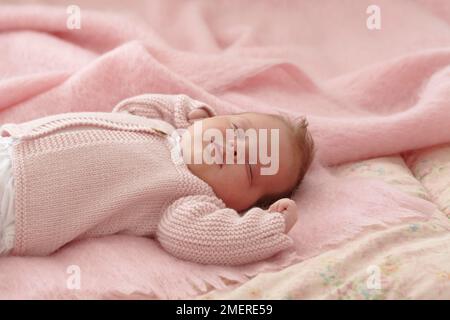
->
[156, 195, 294, 265]
[112, 94, 216, 128]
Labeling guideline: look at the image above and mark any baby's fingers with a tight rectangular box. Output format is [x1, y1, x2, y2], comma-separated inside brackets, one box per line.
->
[268, 202, 288, 213]
[268, 204, 278, 213]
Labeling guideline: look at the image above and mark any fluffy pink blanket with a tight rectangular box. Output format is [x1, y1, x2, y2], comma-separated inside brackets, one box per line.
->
[0, 0, 449, 299]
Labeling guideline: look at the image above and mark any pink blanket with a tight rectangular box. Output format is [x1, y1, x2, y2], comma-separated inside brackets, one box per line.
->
[0, 0, 449, 299]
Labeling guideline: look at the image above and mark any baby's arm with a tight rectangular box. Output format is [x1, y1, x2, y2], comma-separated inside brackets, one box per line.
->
[156, 195, 294, 265]
[112, 94, 216, 128]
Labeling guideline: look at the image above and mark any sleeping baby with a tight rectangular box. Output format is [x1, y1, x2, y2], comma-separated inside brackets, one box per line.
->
[0, 94, 314, 265]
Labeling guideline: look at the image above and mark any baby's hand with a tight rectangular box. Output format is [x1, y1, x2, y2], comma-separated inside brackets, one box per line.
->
[268, 198, 298, 233]
[188, 108, 211, 123]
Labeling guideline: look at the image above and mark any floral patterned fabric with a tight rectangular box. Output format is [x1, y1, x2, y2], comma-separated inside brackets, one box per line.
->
[198, 155, 450, 299]
[403, 144, 450, 218]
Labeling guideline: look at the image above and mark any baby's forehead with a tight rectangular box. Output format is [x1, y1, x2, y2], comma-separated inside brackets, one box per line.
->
[220, 113, 300, 190]
[230, 113, 294, 149]
[234, 112, 290, 130]
[238, 114, 298, 168]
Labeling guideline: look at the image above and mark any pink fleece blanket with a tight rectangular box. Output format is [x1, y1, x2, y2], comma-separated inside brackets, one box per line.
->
[1, 0, 450, 299]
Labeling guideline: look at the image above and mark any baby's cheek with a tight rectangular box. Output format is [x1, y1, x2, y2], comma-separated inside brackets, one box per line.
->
[226, 165, 248, 183]
[214, 167, 247, 193]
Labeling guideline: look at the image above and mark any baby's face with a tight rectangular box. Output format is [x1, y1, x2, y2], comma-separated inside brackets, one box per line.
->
[181, 112, 299, 212]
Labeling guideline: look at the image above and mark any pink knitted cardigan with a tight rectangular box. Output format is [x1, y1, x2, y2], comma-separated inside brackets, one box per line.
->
[1, 94, 292, 265]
